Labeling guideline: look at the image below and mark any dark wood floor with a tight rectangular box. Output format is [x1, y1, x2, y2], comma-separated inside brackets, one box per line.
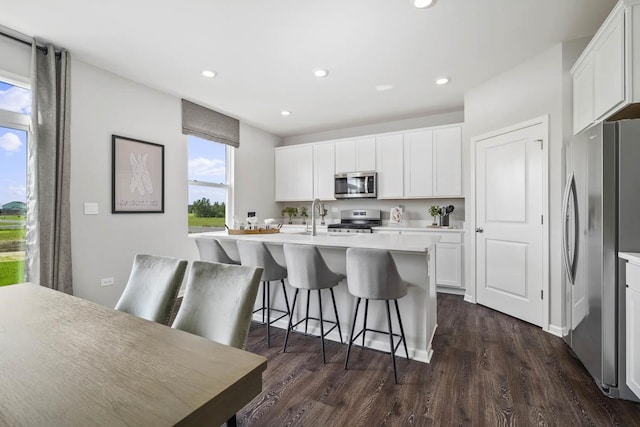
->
[227, 294, 640, 426]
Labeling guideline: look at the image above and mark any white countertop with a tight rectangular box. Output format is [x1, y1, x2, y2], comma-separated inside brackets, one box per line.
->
[191, 231, 439, 253]
[373, 225, 464, 233]
[619, 252, 640, 264]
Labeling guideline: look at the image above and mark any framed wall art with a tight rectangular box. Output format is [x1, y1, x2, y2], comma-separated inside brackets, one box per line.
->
[112, 135, 164, 213]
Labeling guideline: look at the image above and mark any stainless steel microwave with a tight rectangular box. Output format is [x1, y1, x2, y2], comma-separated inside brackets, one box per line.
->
[334, 172, 377, 199]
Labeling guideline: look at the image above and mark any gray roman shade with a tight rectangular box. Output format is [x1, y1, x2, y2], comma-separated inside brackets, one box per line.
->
[181, 99, 240, 148]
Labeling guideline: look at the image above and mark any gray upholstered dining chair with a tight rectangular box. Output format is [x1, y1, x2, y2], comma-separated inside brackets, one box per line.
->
[171, 260, 263, 349]
[171, 260, 262, 427]
[344, 248, 409, 384]
[195, 238, 239, 264]
[114, 254, 188, 325]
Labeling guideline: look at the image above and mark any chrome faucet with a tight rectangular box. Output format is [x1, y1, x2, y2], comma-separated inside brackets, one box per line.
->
[311, 198, 321, 236]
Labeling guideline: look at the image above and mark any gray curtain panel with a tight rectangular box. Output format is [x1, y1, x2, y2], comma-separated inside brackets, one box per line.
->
[25, 40, 73, 294]
[181, 99, 240, 147]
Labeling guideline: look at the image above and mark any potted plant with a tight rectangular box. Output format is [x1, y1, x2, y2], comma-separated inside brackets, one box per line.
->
[429, 205, 441, 226]
[299, 206, 309, 226]
[281, 207, 298, 224]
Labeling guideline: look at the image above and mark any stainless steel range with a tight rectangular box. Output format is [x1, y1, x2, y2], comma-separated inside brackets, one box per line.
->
[327, 209, 381, 234]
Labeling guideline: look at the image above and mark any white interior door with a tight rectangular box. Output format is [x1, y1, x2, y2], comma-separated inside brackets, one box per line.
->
[476, 123, 544, 326]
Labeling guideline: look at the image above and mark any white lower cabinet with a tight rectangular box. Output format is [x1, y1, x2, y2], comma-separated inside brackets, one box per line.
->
[373, 229, 464, 290]
[626, 261, 640, 398]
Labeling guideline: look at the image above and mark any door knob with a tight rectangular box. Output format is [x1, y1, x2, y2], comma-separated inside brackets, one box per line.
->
[475, 227, 484, 233]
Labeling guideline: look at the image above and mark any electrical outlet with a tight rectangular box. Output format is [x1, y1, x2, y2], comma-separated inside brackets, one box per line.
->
[100, 277, 114, 287]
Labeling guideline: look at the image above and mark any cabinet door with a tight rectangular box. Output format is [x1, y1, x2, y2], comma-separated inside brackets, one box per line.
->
[293, 145, 314, 200]
[436, 243, 462, 288]
[275, 148, 294, 201]
[275, 146, 313, 201]
[573, 54, 595, 135]
[627, 284, 640, 398]
[404, 130, 433, 198]
[335, 140, 356, 173]
[433, 127, 462, 197]
[356, 138, 376, 171]
[593, 9, 625, 119]
[376, 134, 404, 198]
[314, 142, 336, 200]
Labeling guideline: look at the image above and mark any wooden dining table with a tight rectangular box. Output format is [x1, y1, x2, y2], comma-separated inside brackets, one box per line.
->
[0, 283, 267, 426]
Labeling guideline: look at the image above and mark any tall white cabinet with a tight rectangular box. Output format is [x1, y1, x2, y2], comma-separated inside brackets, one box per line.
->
[621, 254, 640, 399]
[274, 145, 313, 201]
[313, 142, 336, 200]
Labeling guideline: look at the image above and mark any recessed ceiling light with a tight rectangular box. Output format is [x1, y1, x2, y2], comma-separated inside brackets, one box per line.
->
[202, 70, 217, 78]
[281, 110, 291, 117]
[414, 0, 435, 8]
[375, 84, 394, 92]
[314, 69, 329, 78]
[435, 77, 450, 85]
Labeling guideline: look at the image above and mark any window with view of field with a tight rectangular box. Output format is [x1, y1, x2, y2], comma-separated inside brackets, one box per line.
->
[188, 135, 230, 233]
[0, 79, 31, 286]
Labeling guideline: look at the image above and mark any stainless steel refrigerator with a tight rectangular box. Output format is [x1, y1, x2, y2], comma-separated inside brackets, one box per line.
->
[563, 119, 640, 401]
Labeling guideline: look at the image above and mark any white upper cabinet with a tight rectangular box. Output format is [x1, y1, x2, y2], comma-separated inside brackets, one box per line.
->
[571, 1, 640, 135]
[376, 134, 404, 199]
[433, 126, 462, 196]
[573, 53, 595, 135]
[335, 138, 376, 172]
[403, 130, 434, 197]
[593, 8, 625, 119]
[274, 145, 313, 201]
[313, 142, 335, 200]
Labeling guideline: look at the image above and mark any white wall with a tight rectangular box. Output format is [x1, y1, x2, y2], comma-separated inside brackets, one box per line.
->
[463, 40, 587, 330]
[283, 110, 464, 146]
[0, 36, 30, 83]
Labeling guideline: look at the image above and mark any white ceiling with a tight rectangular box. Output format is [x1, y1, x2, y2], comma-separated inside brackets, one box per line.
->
[1, 0, 616, 137]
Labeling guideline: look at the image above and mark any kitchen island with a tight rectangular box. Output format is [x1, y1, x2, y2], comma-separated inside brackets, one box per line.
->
[190, 231, 439, 362]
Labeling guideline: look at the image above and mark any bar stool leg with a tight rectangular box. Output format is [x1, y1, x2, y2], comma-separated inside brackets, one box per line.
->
[362, 298, 369, 347]
[345, 297, 361, 369]
[283, 289, 299, 353]
[318, 289, 326, 364]
[385, 300, 398, 384]
[281, 279, 291, 316]
[226, 414, 237, 427]
[394, 299, 409, 359]
[266, 281, 271, 347]
[329, 287, 343, 343]
[304, 290, 311, 334]
[261, 282, 266, 324]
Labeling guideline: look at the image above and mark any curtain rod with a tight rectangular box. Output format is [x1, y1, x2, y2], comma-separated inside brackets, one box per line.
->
[0, 30, 55, 56]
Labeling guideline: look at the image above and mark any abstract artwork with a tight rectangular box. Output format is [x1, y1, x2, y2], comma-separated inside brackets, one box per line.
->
[112, 135, 164, 213]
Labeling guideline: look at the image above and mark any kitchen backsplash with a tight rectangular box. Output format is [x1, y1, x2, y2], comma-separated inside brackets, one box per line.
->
[275, 198, 465, 226]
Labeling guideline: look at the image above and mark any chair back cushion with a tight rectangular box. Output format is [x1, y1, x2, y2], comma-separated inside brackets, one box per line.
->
[172, 261, 263, 349]
[346, 248, 408, 300]
[115, 254, 187, 324]
[236, 240, 287, 281]
[195, 239, 239, 264]
[283, 244, 344, 290]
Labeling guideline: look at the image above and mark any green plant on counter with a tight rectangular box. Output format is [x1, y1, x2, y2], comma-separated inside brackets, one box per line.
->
[299, 207, 308, 220]
[282, 207, 298, 224]
[316, 203, 328, 225]
[429, 205, 441, 225]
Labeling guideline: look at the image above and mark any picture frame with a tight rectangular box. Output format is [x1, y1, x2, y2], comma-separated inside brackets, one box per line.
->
[112, 135, 164, 213]
[390, 206, 403, 224]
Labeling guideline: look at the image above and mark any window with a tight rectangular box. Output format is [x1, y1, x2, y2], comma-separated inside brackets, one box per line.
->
[187, 135, 232, 233]
[0, 78, 31, 286]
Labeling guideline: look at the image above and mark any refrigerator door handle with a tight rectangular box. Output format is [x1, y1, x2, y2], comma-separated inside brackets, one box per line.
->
[568, 175, 579, 284]
[562, 172, 579, 285]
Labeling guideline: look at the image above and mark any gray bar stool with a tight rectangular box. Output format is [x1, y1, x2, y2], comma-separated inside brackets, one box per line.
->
[282, 243, 344, 364]
[237, 240, 290, 347]
[344, 248, 409, 384]
[195, 239, 239, 264]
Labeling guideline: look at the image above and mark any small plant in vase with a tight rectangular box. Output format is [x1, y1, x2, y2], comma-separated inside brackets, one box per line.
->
[317, 202, 328, 225]
[299, 207, 309, 226]
[281, 207, 298, 224]
[429, 205, 441, 226]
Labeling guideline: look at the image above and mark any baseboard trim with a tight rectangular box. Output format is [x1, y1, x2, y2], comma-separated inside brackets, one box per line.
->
[436, 287, 466, 296]
[463, 294, 475, 304]
[546, 324, 567, 338]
